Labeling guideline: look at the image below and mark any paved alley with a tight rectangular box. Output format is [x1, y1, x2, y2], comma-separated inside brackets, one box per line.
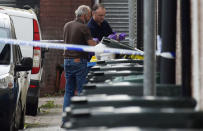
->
[22, 96, 65, 131]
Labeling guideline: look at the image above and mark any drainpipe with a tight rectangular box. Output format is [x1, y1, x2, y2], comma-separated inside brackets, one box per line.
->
[144, 0, 157, 96]
[181, 0, 191, 97]
[160, 0, 176, 84]
[128, 0, 137, 48]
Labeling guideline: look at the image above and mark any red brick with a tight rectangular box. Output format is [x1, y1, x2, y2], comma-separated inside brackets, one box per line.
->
[39, 0, 92, 96]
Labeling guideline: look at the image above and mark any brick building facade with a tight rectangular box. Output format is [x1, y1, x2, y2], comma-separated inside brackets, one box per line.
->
[39, 0, 93, 95]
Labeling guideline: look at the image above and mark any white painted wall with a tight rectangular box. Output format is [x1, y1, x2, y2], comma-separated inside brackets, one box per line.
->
[191, 0, 203, 110]
[199, 0, 203, 110]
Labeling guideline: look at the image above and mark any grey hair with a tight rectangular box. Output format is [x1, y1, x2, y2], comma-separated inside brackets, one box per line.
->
[75, 5, 91, 17]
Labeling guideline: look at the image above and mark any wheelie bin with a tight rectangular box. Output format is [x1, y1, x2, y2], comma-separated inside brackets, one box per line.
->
[82, 83, 181, 97]
[96, 59, 143, 65]
[90, 65, 144, 72]
[70, 95, 196, 109]
[63, 106, 203, 129]
[88, 71, 160, 83]
[64, 126, 203, 131]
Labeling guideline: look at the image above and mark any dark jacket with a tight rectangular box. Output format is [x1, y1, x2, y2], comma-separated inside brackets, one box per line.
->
[87, 17, 113, 41]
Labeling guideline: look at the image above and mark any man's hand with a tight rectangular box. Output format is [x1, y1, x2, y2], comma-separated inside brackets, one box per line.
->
[108, 33, 117, 40]
[118, 33, 126, 41]
[108, 32, 126, 41]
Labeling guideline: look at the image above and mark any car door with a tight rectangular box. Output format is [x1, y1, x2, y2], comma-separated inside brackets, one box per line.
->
[13, 45, 29, 107]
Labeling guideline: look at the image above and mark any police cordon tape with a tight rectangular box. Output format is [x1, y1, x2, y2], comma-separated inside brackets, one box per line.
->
[0, 38, 144, 55]
[0, 38, 175, 59]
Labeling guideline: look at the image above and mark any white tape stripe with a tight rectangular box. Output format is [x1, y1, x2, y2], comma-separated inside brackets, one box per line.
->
[0, 38, 144, 55]
[157, 52, 175, 59]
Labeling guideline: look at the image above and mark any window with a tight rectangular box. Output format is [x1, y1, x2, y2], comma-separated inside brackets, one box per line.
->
[0, 28, 9, 38]
[14, 45, 22, 65]
[0, 44, 11, 64]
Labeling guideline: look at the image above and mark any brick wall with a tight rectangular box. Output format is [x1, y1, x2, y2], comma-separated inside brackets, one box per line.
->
[40, 0, 93, 40]
[40, 0, 93, 96]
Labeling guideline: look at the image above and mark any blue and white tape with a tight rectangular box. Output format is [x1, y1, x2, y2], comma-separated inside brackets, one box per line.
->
[0, 38, 175, 59]
[0, 38, 144, 55]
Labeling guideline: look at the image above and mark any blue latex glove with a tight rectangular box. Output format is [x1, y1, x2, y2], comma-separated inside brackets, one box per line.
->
[93, 38, 99, 43]
[108, 33, 117, 40]
[108, 32, 126, 41]
[118, 33, 126, 41]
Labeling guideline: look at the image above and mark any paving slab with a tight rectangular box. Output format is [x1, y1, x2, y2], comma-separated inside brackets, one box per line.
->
[22, 96, 64, 130]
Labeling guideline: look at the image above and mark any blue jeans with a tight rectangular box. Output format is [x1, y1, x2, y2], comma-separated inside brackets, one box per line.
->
[63, 58, 87, 111]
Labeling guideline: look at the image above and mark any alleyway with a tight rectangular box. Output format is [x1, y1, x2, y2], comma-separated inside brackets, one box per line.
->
[21, 97, 64, 131]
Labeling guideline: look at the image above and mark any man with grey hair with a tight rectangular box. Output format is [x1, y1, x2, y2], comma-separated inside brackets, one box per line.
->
[63, 5, 97, 111]
[75, 5, 91, 23]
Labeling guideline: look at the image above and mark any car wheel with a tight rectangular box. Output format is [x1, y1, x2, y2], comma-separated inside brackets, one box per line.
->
[26, 98, 39, 116]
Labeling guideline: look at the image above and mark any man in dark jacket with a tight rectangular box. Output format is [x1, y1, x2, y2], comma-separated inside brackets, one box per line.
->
[88, 3, 113, 41]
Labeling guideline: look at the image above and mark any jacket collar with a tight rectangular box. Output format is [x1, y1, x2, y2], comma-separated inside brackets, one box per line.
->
[76, 18, 85, 24]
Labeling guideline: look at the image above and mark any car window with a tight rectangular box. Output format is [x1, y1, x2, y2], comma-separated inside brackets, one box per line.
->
[0, 27, 10, 38]
[13, 45, 22, 64]
[0, 44, 10, 64]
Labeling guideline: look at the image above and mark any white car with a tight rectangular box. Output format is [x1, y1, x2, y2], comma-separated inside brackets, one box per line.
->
[0, 6, 44, 116]
[0, 12, 33, 130]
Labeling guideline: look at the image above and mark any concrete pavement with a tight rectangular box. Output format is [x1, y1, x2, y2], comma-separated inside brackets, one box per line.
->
[22, 96, 64, 131]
